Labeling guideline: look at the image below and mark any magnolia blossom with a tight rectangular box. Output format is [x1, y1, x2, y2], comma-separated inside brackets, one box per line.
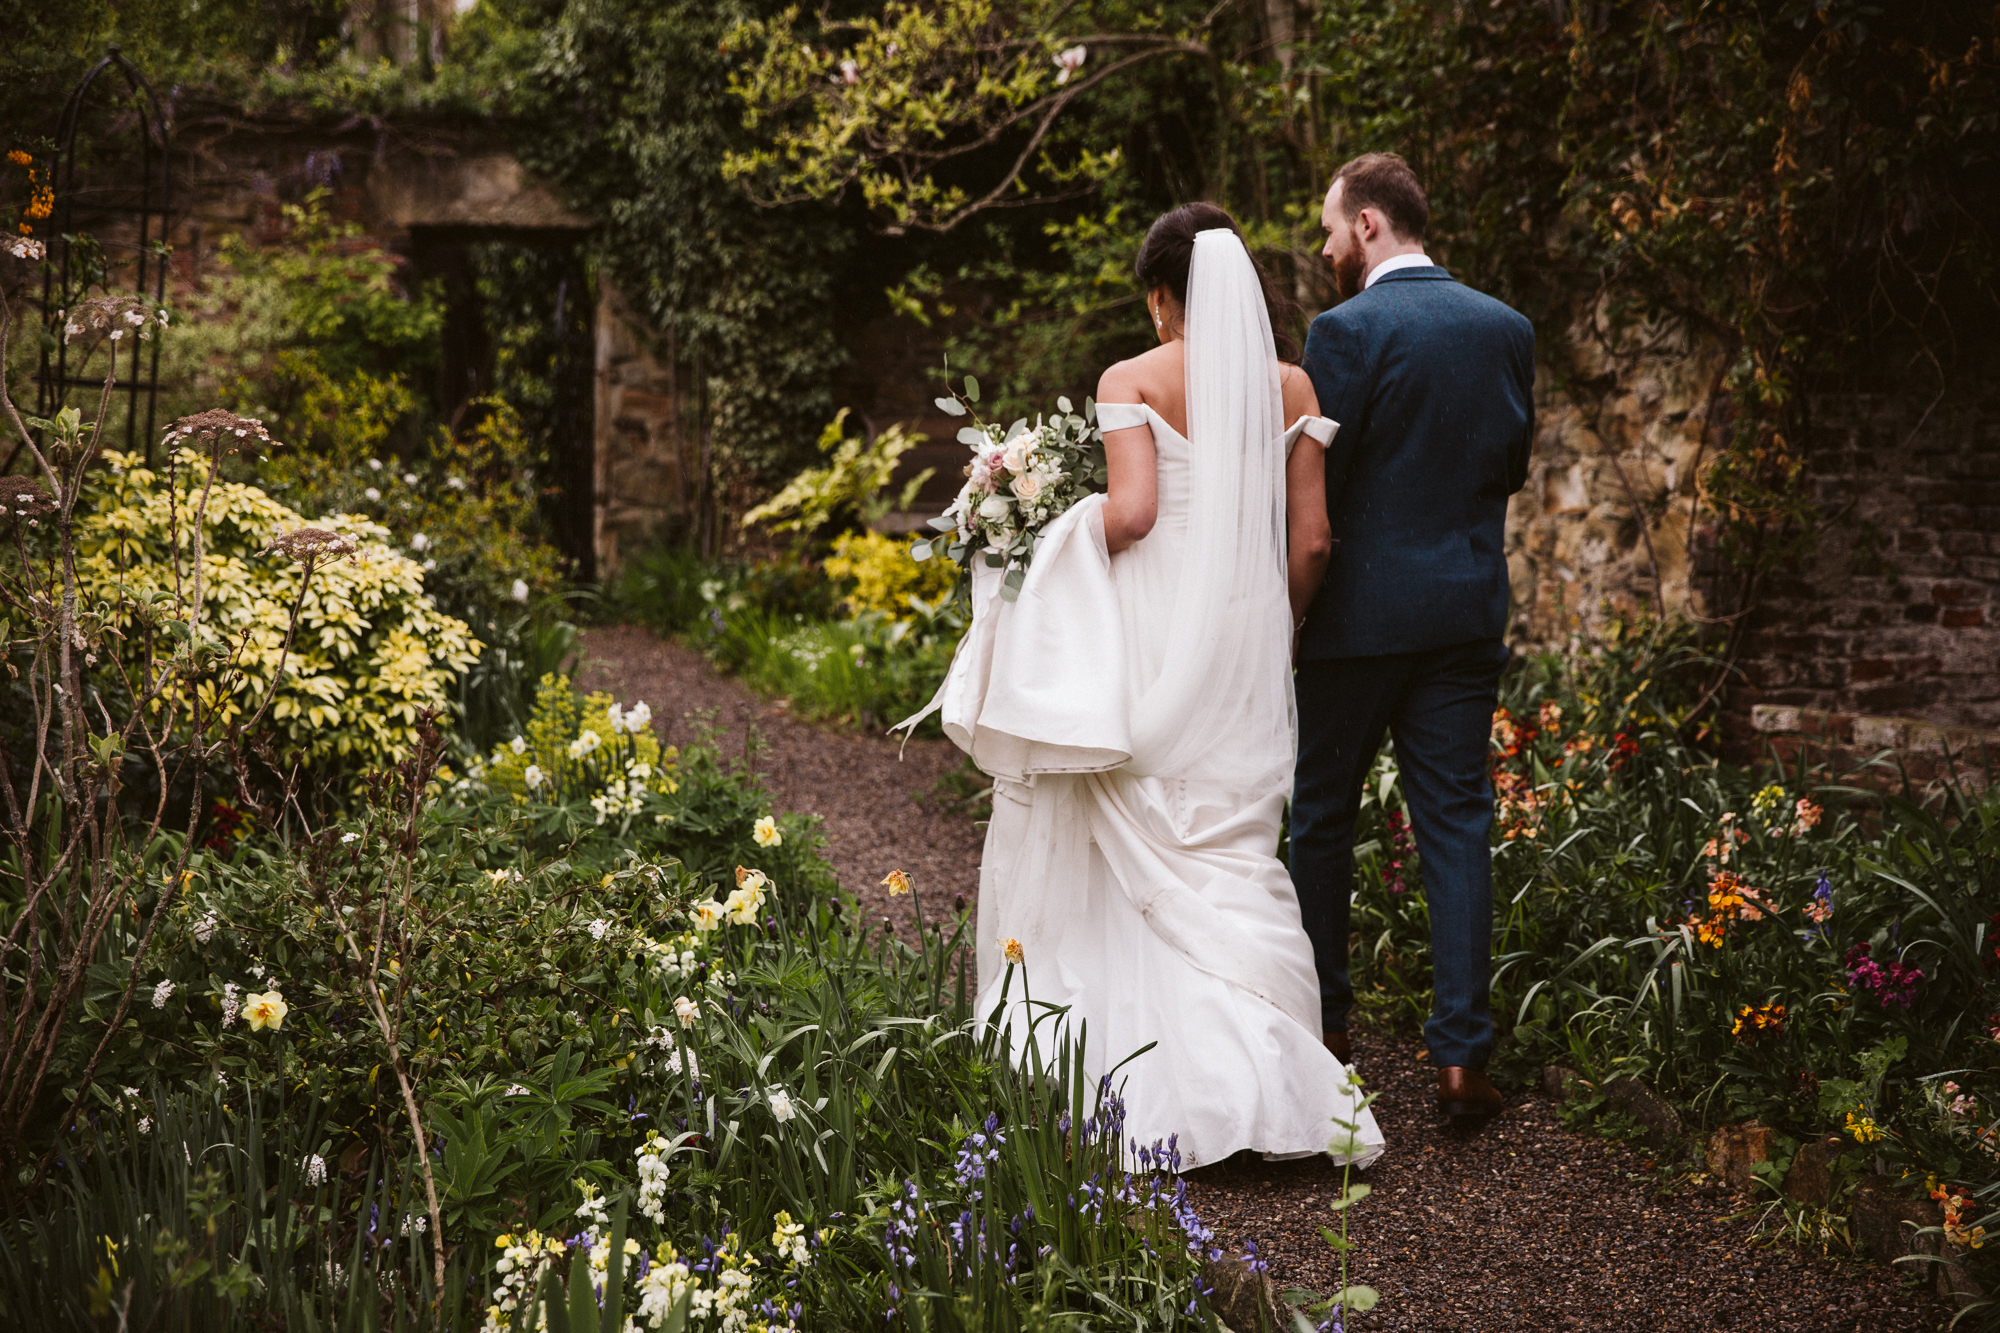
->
[769, 1089, 797, 1123]
[1053, 44, 1087, 84]
[674, 995, 700, 1028]
[753, 815, 782, 848]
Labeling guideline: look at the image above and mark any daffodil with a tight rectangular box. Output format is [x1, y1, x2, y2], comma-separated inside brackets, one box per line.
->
[243, 989, 288, 1031]
[753, 815, 782, 848]
[691, 899, 725, 932]
[881, 869, 913, 896]
[1001, 937, 1024, 967]
[674, 995, 700, 1028]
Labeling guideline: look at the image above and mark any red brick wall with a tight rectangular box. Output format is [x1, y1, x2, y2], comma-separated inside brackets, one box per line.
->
[1724, 391, 2000, 783]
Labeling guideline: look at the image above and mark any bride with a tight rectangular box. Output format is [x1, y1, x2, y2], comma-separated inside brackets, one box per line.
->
[933, 203, 1384, 1169]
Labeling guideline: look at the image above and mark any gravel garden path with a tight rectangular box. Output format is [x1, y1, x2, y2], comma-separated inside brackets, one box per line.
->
[579, 625, 1949, 1332]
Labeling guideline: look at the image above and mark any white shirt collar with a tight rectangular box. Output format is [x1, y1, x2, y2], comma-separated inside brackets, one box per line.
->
[1364, 252, 1434, 289]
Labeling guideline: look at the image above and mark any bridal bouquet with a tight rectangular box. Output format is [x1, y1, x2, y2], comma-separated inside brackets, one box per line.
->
[909, 372, 1107, 604]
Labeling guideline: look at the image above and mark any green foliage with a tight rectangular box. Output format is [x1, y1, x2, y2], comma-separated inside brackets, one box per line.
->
[741, 410, 933, 537]
[76, 448, 480, 773]
[14, 706, 1222, 1330]
[479, 0, 850, 484]
[706, 606, 959, 734]
[1349, 619, 2000, 1295]
[823, 530, 958, 619]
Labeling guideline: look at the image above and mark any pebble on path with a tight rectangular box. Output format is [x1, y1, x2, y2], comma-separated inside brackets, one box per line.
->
[579, 623, 1953, 1333]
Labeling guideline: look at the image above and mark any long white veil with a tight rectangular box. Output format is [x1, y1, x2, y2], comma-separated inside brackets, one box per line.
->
[1125, 228, 1293, 789]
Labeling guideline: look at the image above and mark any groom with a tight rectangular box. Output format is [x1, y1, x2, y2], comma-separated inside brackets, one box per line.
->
[1291, 153, 1535, 1118]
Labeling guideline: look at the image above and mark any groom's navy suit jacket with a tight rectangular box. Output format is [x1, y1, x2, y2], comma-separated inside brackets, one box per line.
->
[1296, 265, 1535, 659]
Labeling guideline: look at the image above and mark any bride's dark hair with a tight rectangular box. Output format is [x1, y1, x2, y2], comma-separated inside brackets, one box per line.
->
[1135, 202, 1302, 361]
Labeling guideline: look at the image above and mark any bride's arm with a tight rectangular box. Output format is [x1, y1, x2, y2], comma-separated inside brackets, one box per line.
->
[1096, 362, 1158, 554]
[1282, 365, 1333, 626]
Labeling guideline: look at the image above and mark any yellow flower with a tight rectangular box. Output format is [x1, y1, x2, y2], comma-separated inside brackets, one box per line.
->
[723, 882, 766, 926]
[1846, 1110, 1883, 1144]
[1001, 937, 1024, 967]
[753, 816, 782, 848]
[243, 989, 288, 1031]
[691, 899, 725, 932]
[881, 869, 913, 897]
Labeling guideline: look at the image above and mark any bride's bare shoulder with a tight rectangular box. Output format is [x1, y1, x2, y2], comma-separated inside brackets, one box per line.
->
[1096, 342, 1181, 402]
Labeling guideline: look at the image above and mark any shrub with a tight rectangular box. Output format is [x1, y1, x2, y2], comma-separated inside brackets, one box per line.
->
[739, 409, 931, 536]
[823, 529, 957, 619]
[77, 448, 480, 773]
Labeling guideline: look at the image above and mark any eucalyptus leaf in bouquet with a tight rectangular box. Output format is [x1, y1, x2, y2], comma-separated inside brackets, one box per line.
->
[908, 372, 1108, 604]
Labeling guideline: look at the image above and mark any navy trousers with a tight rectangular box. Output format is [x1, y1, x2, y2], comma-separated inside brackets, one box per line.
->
[1291, 638, 1509, 1070]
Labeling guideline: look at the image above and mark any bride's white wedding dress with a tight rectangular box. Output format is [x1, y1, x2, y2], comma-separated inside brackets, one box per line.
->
[925, 230, 1385, 1170]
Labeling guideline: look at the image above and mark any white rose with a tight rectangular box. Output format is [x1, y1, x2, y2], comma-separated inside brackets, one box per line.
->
[977, 494, 1012, 523]
[1010, 471, 1043, 502]
[1001, 437, 1032, 473]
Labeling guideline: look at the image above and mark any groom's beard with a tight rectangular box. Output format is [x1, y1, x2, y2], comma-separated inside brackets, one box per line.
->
[1332, 245, 1365, 302]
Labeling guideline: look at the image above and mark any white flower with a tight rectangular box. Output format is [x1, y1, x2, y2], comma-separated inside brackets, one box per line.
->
[505, 1084, 531, 1096]
[1001, 436, 1032, 473]
[753, 815, 782, 848]
[151, 979, 175, 1008]
[192, 910, 220, 943]
[410, 532, 429, 551]
[978, 494, 1012, 523]
[123, 310, 146, 327]
[768, 1089, 797, 1123]
[568, 730, 601, 759]
[589, 918, 610, 941]
[674, 995, 700, 1027]
[511, 578, 530, 602]
[606, 702, 626, 734]
[446, 475, 466, 490]
[137, 1116, 152, 1134]
[341, 831, 359, 843]
[510, 735, 527, 755]
[1010, 471, 1043, 502]
[422, 558, 435, 571]
[839, 58, 859, 84]
[403, 472, 418, 486]
[302, 1153, 327, 1187]
[363, 486, 381, 501]
[367, 458, 383, 471]
[221, 983, 241, 1028]
[2, 236, 47, 261]
[628, 760, 652, 780]
[691, 898, 724, 932]
[1053, 44, 1087, 84]
[524, 765, 544, 790]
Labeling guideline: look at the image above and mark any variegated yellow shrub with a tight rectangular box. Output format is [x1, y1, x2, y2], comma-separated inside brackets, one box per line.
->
[77, 449, 480, 771]
[822, 530, 956, 619]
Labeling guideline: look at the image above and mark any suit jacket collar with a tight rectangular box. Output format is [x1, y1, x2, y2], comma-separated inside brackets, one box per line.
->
[1371, 264, 1453, 285]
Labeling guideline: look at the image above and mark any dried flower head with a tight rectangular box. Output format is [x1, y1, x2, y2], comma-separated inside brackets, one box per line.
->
[264, 527, 359, 565]
[62, 294, 165, 344]
[6, 478, 57, 520]
[165, 409, 277, 456]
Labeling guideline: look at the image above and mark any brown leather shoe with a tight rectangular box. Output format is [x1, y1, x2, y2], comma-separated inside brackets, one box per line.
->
[1323, 1030, 1353, 1065]
[1437, 1066, 1504, 1118]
